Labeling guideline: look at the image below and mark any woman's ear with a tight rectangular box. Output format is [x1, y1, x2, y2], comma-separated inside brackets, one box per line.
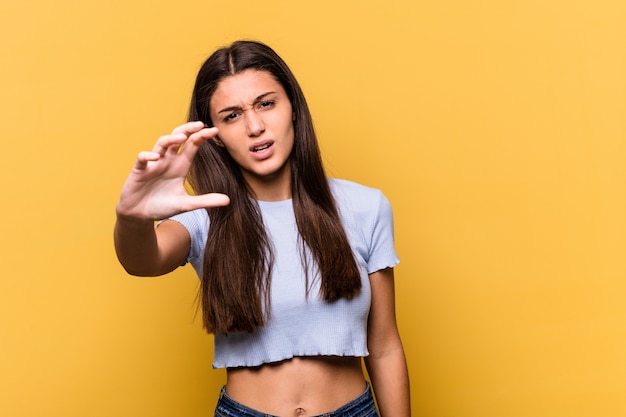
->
[213, 136, 225, 147]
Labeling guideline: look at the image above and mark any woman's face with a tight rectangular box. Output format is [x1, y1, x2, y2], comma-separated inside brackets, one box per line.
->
[209, 69, 295, 198]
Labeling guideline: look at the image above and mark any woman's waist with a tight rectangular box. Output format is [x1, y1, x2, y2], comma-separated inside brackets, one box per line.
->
[225, 356, 366, 416]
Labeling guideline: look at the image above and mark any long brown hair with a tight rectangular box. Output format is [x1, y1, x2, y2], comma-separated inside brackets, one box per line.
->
[187, 40, 361, 334]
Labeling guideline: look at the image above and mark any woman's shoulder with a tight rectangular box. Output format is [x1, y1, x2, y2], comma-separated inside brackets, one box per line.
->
[328, 178, 393, 221]
[328, 178, 387, 204]
[328, 179, 396, 258]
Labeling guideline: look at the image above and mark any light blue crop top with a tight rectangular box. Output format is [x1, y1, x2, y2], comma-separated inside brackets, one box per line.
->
[168, 178, 399, 368]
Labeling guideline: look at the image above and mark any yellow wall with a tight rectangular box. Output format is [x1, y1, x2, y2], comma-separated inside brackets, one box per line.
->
[1, 0, 625, 416]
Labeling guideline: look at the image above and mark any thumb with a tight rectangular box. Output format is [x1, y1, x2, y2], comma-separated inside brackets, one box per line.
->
[181, 193, 231, 211]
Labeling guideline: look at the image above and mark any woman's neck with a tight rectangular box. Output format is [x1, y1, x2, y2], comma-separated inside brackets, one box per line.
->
[243, 164, 292, 202]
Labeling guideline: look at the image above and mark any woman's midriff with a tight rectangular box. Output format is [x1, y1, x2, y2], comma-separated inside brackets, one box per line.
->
[225, 356, 367, 416]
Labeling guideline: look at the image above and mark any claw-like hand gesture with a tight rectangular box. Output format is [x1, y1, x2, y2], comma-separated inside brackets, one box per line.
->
[116, 121, 230, 222]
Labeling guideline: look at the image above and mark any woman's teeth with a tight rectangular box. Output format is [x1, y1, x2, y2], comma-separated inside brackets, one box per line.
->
[253, 144, 271, 152]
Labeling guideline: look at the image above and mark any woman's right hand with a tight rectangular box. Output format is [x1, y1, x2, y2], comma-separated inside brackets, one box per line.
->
[116, 121, 230, 222]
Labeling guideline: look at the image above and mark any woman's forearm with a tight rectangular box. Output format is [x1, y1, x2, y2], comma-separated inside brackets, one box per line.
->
[365, 345, 411, 417]
[114, 214, 161, 276]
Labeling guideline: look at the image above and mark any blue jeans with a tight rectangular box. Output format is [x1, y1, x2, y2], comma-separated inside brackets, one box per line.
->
[214, 382, 379, 417]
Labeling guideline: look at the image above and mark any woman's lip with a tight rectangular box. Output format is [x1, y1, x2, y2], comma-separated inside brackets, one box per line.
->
[249, 140, 275, 160]
[249, 140, 274, 152]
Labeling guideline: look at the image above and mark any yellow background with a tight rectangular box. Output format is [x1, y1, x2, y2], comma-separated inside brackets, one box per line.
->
[1, 0, 625, 416]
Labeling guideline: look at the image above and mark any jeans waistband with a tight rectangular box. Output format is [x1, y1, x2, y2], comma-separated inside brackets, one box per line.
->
[214, 382, 378, 417]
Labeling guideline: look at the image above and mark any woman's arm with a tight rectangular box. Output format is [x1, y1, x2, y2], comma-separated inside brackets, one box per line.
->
[114, 217, 191, 276]
[365, 267, 411, 417]
[114, 121, 229, 276]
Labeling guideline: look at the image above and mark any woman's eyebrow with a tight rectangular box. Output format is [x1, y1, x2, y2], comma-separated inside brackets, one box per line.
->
[217, 91, 277, 114]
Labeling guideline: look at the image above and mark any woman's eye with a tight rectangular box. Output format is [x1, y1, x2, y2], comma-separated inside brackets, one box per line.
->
[259, 100, 275, 109]
[224, 112, 239, 122]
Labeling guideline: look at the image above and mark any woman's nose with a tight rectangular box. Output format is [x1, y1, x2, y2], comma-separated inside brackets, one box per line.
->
[245, 111, 265, 137]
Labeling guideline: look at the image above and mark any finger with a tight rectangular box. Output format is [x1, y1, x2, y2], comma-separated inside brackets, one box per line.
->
[180, 193, 231, 211]
[135, 151, 160, 168]
[152, 132, 187, 155]
[163, 122, 215, 156]
[178, 127, 219, 158]
[188, 126, 219, 145]
[171, 120, 207, 136]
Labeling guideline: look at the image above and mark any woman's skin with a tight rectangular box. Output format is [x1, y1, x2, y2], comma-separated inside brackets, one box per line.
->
[114, 70, 410, 416]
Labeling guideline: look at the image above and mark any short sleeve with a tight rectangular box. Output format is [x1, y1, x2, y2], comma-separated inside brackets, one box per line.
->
[329, 178, 399, 274]
[163, 209, 209, 277]
[366, 192, 400, 274]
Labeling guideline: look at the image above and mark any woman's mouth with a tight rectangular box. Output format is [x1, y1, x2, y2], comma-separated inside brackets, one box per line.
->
[249, 141, 275, 160]
[253, 143, 272, 152]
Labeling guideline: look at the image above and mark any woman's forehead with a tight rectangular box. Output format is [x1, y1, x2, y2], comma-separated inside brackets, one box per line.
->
[211, 70, 284, 105]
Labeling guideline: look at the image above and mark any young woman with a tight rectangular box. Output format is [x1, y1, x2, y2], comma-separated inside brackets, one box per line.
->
[114, 40, 410, 417]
